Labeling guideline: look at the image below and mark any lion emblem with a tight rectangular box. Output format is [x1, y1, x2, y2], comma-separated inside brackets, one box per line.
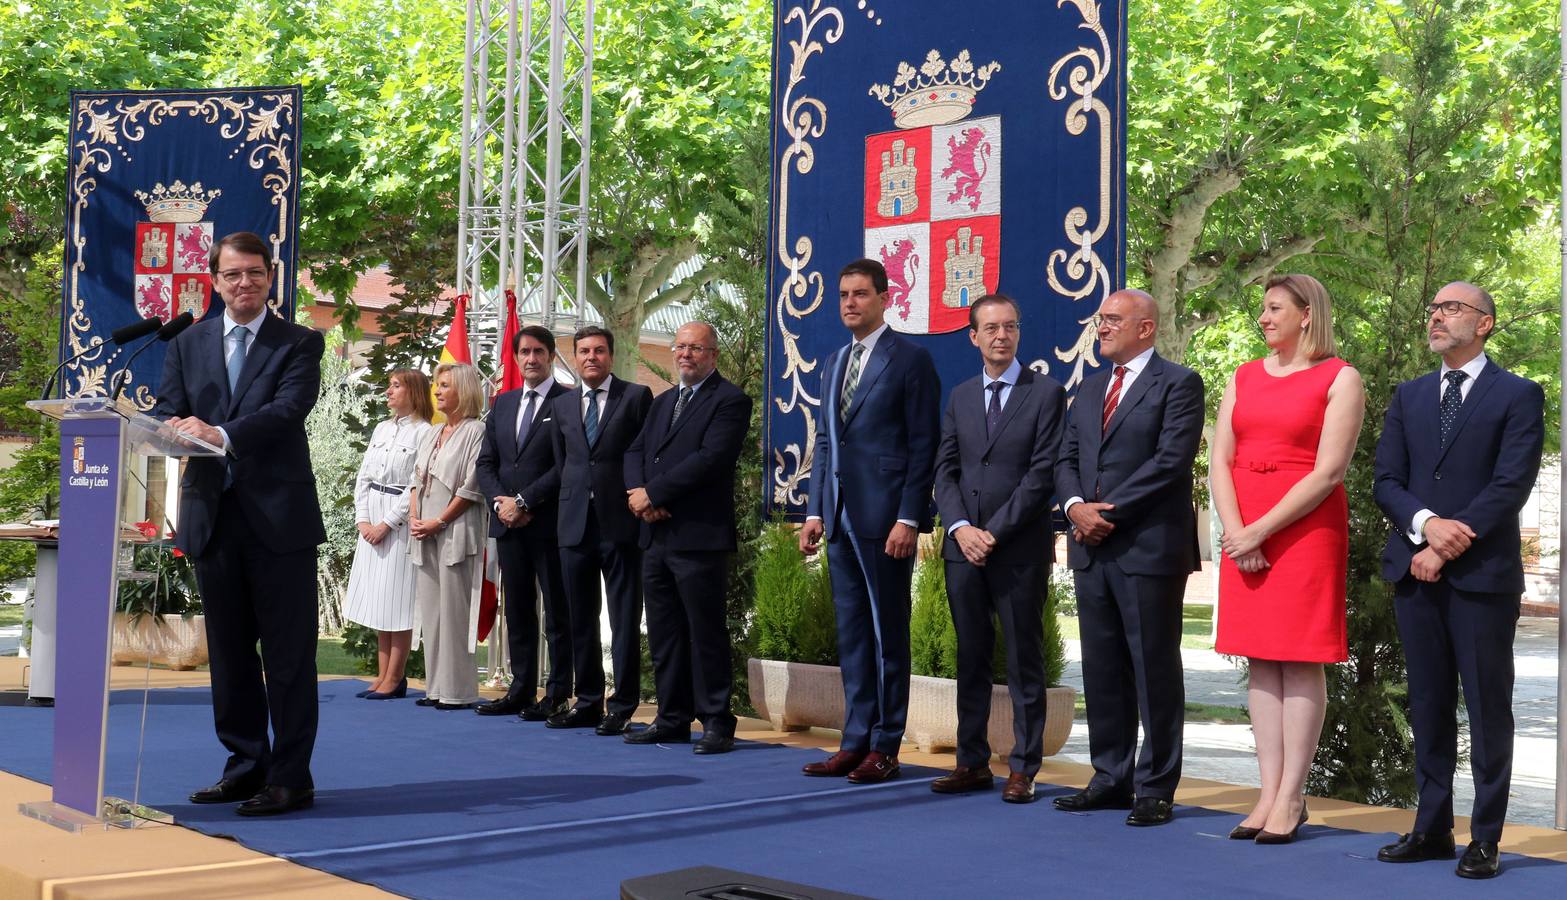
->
[940, 126, 992, 211]
[176, 227, 211, 273]
[136, 278, 170, 319]
[878, 239, 921, 319]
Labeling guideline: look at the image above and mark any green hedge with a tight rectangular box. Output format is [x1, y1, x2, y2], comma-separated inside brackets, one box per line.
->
[751, 518, 838, 666]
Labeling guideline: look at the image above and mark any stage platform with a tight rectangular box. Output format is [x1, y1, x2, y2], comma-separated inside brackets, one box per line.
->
[2, 658, 1564, 898]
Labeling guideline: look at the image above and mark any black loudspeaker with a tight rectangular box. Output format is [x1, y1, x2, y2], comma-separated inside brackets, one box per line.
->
[620, 866, 875, 900]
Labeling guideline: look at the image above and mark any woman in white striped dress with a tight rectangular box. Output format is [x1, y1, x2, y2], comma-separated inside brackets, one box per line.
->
[344, 368, 434, 699]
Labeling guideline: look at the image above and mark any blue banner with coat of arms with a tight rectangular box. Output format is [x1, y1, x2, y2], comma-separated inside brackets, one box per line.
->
[60, 86, 302, 409]
[763, 0, 1126, 515]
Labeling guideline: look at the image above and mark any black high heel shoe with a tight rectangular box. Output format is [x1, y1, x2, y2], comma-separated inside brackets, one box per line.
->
[1253, 804, 1309, 845]
[365, 677, 408, 700]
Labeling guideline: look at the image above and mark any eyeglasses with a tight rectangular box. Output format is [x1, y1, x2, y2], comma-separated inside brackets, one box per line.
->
[1090, 314, 1147, 331]
[975, 322, 1020, 336]
[216, 267, 270, 285]
[1425, 300, 1488, 319]
[671, 343, 713, 354]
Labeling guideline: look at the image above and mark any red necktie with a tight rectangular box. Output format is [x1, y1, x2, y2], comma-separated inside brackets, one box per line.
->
[1101, 365, 1128, 432]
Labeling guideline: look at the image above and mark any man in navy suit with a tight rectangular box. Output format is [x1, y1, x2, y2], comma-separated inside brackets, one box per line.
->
[156, 232, 326, 816]
[931, 294, 1066, 804]
[799, 258, 940, 784]
[1373, 282, 1544, 880]
[544, 325, 653, 735]
[1052, 288, 1204, 827]
[623, 321, 752, 754]
[474, 325, 573, 721]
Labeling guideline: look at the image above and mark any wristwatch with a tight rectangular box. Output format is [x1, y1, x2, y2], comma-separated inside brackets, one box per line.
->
[514, 493, 529, 512]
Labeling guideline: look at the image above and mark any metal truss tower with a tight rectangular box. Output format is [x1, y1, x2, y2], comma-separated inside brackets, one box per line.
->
[457, 0, 595, 363]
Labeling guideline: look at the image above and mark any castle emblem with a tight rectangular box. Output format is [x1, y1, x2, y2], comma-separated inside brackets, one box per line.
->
[864, 50, 1002, 335]
[132, 181, 217, 321]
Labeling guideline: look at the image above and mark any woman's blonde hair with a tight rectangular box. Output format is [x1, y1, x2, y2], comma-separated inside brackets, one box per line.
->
[433, 362, 486, 421]
[389, 368, 435, 423]
[1265, 273, 1337, 360]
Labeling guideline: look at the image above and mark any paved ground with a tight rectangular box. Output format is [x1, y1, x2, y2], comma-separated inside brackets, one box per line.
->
[1059, 615, 1565, 830]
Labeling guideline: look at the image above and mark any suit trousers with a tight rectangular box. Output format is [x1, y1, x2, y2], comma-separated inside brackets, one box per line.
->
[495, 530, 571, 703]
[1394, 579, 1518, 842]
[1074, 559, 1185, 799]
[642, 541, 735, 733]
[828, 529, 914, 756]
[192, 491, 319, 790]
[945, 560, 1048, 777]
[559, 505, 643, 715]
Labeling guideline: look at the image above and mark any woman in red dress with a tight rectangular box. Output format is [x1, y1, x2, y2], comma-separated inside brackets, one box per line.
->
[1212, 273, 1365, 843]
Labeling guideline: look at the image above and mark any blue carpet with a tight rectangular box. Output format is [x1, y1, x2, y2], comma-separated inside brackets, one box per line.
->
[1, 679, 1562, 898]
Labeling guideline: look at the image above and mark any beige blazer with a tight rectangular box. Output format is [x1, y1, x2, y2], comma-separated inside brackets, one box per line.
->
[408, 417, 488, 569]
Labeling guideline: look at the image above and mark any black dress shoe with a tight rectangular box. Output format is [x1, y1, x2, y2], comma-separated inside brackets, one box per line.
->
[236, 785, 314, 817]
[189, 778, 261, 804]
[1377, 831, 1457, 863]
[435, 701, 473, 710]
[474, 693, 531, 716]
[415, 697, 439, 707]
[519, 698, 569, 721]
[693, 730, 735, 755]
[624, 723, 691, 744]
[1126, 797, 1174, 827]
[596, 712, 631, 735]
[546, 706, 604, 729]
[1456, 840, 1500, 879]
[1053, 786, 1134, 812]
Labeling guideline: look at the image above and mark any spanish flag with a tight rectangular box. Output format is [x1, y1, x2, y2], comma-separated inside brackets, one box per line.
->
[432, 293, 472, 422]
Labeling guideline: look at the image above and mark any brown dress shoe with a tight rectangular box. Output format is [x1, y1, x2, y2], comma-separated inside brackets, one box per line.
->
[846, 751, 900, 784]
[931, 766, 995, 794]
[1002, 772, 1037, 803]
[802, 750, 866, 777]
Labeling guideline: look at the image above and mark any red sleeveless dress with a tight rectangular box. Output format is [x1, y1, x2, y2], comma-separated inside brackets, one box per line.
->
[1214, 357, 1349, 663]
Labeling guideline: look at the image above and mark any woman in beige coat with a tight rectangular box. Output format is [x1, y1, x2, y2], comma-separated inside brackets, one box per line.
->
[408, 362, 489, 710]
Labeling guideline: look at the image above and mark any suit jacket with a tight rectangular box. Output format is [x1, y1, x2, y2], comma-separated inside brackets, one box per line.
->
[1373, 359, 1544, 594]
[476, 381, 570, 540]
[549, 377, 653, 548]
[623, 373, 752, 552]
[1053, 352, 1204, 575]
[806, 330, 941, 541]
[153, 312, 327, 557]
[934, 367, 1067, 566]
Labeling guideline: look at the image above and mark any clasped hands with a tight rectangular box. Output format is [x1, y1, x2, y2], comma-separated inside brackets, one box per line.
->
[1219, 524, 1271, 574]
[356, 522, 391, 546]
[798, 519, 918, 560]
[493, 496, 533, 528]
[625, 487, 670, 523]
[1067, 501, 1115, 547]
[1410, 517, 1476, 583]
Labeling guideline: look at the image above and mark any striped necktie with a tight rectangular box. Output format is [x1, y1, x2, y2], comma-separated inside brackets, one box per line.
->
[839, 343, 866, 424]
[1101, 365, 1128, 433]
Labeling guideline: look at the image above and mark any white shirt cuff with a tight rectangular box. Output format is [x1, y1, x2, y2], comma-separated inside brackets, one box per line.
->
[805, 515, 822, 523]
[1409, 509, 1436, 546]
[1062, 496, 1084, 515]
[216, 426, 233, 456]
[896, 518, 917, 528]
[947, 519, 972, 535]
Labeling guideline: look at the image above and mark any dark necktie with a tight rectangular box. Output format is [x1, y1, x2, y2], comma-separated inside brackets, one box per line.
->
[671, 386, 693, 427]
[516, 390, 538, 445]
[840, 343, 866, 424]
[1439, 370, 1467, 444]
[226, 326, 249, 393]
[1101, 365, 1128, 432]
[985, 381, 1005, 437]
[584, 388, 601, 447]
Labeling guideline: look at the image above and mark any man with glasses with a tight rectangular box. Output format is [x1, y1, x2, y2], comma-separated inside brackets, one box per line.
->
[623, 322, 752, 754]
[1052, 288, 1204, 826]
[1373, 282, 1544, 879]
[799, 258, 941, 785]
[930, 294, 1066, 803]
[156, 231, 327, 816]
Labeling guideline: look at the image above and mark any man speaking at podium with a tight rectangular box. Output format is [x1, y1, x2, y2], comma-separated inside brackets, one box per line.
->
[154, 231, 326, 817]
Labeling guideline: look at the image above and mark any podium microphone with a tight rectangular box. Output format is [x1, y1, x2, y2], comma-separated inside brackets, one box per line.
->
[39, 315, 164, 401]
[109, 311, 195, 402]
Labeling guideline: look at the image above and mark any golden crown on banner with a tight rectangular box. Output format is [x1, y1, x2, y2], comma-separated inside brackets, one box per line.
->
[868, 49, 1001, 130]
[133, 180, 223, 223]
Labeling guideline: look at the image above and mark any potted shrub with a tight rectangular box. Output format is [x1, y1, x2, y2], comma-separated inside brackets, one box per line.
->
[906, 527, 1076, 758]
[747, 518, 843, 731]
[112, 525, 207, 670]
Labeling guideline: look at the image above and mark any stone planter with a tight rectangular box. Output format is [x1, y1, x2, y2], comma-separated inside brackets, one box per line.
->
[748, 658, 1076, 759]
[111, 613, 208, 670]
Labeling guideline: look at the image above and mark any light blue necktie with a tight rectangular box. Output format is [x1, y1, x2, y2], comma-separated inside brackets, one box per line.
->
[226, 326, 249, 393]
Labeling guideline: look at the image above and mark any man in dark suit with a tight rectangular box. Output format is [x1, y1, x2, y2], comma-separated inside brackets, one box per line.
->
[474, 325, 573, 721]
[623, 321, 752, 754]
[1373, 282, 1544, 880]
[157, 232, 326, 817]
[799, 259, 940, 784]
[1052, 288, 1204, 827]
[544, 325, 652, 735]
[931, 294, 1066, 804]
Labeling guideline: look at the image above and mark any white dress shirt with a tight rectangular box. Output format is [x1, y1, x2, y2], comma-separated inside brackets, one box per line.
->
[1408, 352, 1489, 544]
[807, 321, 914, 528]
[215, 311, 268, 454]
[948, 358, 1023, 534]
[1062, 346, 1156, 515]
[515, 376, 555, 440]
